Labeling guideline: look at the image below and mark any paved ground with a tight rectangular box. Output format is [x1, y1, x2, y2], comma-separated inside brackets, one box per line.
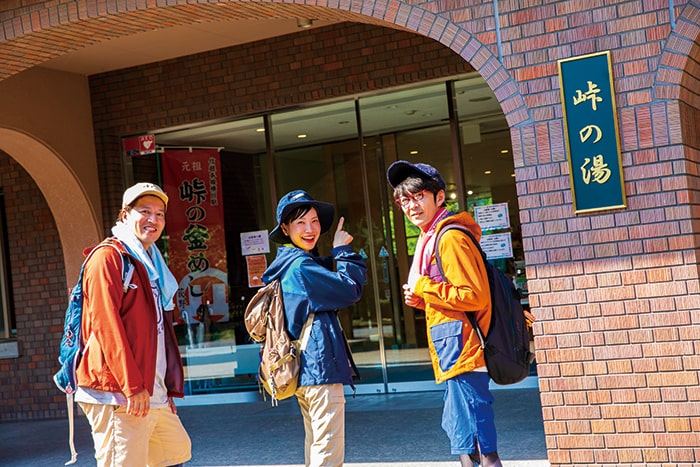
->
[0, 385, 548, 466]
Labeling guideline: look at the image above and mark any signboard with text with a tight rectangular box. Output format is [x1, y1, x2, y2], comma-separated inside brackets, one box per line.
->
[474, 203, 510, 231]
[558, 51, 626, 214]
[480, 233, 513, 260]
[122, 134, 156, 156]
[240, 230, 270, 256]
[162, 149, 229, 323]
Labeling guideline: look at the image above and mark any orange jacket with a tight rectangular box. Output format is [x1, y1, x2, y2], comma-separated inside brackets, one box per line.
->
[413, 212, 492, 383]
[76, 239, 185, 398]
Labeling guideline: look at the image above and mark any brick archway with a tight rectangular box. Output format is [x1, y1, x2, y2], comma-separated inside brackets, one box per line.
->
[0, 128, 102, 281]
[653, 1, 700, 104]
[0, 1, 532, 288]
[0, 1, 530, 128]
[651, 1, 700, 162]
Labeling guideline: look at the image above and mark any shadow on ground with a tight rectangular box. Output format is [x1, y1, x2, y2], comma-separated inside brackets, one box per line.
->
[0, 388, 546, 466]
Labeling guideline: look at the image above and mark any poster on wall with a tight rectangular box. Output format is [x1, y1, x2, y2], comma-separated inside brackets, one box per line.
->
[162, 149, 229, 324]
[245, 254, 267, 288]
[240, 230, 270, 256]
[480, 232, 513, 260]
[474, 203, 510, 231]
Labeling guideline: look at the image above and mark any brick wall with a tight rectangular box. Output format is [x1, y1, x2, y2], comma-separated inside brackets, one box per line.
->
[503, 3, 700, 464]
[89, 22, 473, 228]
[1, 1, 699, 465]
[0, 151, 66, 420]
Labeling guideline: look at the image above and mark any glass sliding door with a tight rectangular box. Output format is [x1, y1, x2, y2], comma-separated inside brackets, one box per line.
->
[269, 101, 391, 392]
[358, 82, 454, 391]
[142, 73, 523, 398]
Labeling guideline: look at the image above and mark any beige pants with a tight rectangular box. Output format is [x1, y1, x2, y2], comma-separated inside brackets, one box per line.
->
[296, 384, 346, 467]
[79, 402, 191, 467]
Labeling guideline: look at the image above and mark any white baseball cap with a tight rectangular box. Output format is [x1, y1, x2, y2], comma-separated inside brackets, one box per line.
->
[122, 182, 169, 208]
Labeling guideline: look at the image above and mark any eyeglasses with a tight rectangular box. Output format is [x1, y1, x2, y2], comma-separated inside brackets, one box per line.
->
[395, 191, 428, 208]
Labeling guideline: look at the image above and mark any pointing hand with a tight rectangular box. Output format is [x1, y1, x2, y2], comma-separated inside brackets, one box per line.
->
[333, 217, 353, 247]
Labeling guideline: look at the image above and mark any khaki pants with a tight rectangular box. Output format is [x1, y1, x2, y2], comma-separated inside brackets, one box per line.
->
[296, 384, 346, 467]
[79, 402, 191, 467]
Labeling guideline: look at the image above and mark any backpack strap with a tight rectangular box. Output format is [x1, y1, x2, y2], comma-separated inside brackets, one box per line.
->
[64, 240, 133, 465]
[434, 224, 488, 349]
[299, 312, 315, 351]
[83, 239, 134, 290]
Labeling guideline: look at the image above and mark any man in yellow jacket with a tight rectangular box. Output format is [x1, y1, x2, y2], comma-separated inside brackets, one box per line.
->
[387, 161, 502, 467]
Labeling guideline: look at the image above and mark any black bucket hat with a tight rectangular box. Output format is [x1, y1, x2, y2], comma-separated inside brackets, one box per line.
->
[269, 190, 335, 244]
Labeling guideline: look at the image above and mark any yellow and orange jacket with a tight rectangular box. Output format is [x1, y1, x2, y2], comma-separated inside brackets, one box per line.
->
[413, 212, 492, 383]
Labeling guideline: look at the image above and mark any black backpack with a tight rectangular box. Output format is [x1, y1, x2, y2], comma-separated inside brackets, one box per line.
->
[435, 224, 535, 385]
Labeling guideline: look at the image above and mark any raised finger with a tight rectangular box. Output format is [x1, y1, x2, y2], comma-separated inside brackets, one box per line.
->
[336, 216, 345, 232]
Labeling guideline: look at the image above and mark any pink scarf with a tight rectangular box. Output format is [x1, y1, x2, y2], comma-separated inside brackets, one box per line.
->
[407, 207, 450, 288]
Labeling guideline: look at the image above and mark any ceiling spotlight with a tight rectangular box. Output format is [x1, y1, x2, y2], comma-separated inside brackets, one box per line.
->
[484, 170, 492, 175]
[410, 150, 418, 155]
[297, 18, 313, 28]
[297, 134, 307, 139]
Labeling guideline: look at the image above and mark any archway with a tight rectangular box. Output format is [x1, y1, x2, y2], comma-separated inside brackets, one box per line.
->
[0, 2, 531, 129]
[0, 128, 101, 282]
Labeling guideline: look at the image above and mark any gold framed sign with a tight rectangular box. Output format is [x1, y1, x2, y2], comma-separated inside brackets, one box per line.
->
[558, 51, 626, 214]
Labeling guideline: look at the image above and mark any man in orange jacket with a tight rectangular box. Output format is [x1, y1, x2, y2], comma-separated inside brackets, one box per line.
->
[387, 161, 502, 467]
[76, 183, 191, 467]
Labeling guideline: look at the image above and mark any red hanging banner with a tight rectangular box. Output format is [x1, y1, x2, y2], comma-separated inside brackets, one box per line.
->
[162, 149, 229, 324]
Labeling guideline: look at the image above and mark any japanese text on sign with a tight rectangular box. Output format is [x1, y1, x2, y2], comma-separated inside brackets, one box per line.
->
[558, 51, 626, 214]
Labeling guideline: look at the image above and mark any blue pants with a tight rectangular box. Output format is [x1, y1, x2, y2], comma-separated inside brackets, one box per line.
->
[441, 371, 498, 456]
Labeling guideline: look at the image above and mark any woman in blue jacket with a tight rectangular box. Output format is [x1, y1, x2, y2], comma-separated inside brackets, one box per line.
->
[262, 189, 367, 467]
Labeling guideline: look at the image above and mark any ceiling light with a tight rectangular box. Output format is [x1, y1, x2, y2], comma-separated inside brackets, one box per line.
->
[450, 193, 457, 200]
[297, 18, 313, 28]
[511, 173, 516, 177]
[469, 96, 492, 103]
[256, 128, 265, 132]
[500, 149, 509, 154]
[484, 170, 492, 174]
[404, 110, 416, 116]
[467, 190, 474, 195]
[410, 150, 418, 155]
[297, 134, 307, 139]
